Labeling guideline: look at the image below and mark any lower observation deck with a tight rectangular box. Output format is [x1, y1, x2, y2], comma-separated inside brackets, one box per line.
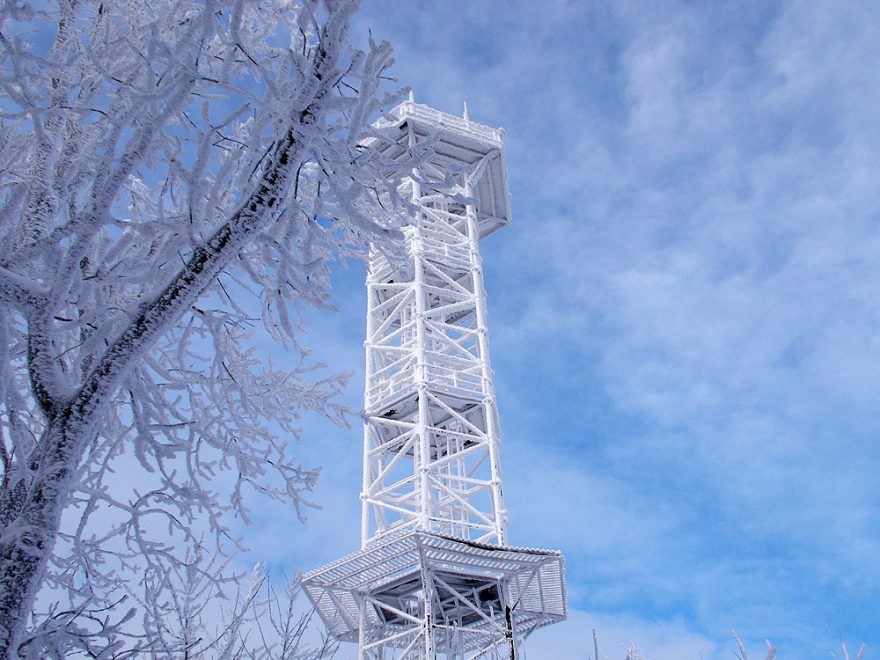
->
[301, 531, 566, 655]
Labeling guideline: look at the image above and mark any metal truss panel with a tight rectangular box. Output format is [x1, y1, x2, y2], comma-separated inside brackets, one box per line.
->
[361, 188, 504, 545]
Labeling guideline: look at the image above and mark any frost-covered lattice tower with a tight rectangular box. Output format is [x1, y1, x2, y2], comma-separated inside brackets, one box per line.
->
[302, 100, 566, 658]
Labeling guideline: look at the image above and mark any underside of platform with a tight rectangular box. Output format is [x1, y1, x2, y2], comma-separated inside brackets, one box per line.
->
[301, 531, 566, 658]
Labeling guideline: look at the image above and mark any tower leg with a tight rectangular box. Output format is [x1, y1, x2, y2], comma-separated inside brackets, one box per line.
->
[505, 604, 517, 659]
[358, 595, 368, 660]
[420, 561, 435, 659]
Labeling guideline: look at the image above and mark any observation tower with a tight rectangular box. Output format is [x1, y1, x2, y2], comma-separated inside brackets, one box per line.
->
[302, 100, 566, 658]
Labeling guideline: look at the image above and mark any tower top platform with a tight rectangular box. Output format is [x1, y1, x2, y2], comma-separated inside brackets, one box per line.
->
[371, 100, 512, 238]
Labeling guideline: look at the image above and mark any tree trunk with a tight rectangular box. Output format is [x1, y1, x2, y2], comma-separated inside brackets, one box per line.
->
[0, 416, 79, 659]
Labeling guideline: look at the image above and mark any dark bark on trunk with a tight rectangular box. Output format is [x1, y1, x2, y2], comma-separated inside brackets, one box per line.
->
[0, 417, 75, 659]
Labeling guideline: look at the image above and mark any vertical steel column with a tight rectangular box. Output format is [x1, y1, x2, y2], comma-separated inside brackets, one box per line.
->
[465, 184, 508, 545]
[362, 268, 376, 548]
[412, 220, 432, 532]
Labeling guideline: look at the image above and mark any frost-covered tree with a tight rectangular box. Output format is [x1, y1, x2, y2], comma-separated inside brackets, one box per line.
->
[623, 641, 644, 660]
[0, 0, 411, 656]
[131, 559, 338, 659]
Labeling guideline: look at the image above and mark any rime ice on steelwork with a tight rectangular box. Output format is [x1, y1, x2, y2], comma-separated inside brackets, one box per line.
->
[302, 101, 567, 658]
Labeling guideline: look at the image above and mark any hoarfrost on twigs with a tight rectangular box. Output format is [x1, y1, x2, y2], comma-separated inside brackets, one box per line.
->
[0, 0, 414, 656]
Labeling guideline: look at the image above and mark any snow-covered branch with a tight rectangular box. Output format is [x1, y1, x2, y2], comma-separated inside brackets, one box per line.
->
[0, 266, 45, 310]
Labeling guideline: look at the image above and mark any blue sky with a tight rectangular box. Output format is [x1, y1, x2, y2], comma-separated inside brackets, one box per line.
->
[241, 2, 880, 658]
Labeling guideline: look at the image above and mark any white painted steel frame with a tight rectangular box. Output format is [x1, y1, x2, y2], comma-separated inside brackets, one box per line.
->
[361, 181, 507, 546]
[302, 101, 566, 659]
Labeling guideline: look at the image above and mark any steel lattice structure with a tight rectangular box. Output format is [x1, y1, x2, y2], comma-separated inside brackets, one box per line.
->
[302, 100, 566, 659]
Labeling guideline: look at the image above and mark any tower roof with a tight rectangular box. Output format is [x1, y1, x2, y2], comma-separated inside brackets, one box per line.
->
[371, 100, 512, 238]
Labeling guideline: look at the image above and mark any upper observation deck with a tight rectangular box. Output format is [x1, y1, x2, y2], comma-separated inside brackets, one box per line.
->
[370, 100, 512, 238]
